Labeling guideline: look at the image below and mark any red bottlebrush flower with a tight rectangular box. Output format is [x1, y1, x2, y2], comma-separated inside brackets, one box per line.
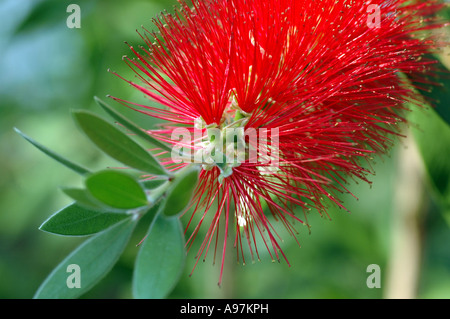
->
[110, 0, 444, 284]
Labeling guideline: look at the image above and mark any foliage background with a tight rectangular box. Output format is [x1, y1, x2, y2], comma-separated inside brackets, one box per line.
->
[0, 0, 449, 299]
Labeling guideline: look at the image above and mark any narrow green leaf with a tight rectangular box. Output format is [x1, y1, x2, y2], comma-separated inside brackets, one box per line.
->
[14, 0, 66, 35]
[61, 188, 107, 211]
[86, 170, 148, 209]
[72, 110, 167, 175]
[410, 106, 450, 219]
[133, 213, 186, 299]
[39, 203, 129, 236]
[162, 165, 200, 217]
[34, 218, 136, 299]
[14, 128, 90, 176]
[94, 96, 173, 153]
[408, 55, 450, 126]
[141, 178, 168, 190]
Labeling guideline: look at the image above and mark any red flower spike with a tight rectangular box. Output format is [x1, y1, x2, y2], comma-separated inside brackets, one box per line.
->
[111, 0, 445, 285]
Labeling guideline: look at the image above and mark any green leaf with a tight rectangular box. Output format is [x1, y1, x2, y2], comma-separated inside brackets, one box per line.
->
[410, 106, 450, 219]
[14, 128, 90, 176]
[39, 203, 129, 236]
[34, 218, 136, 299]
[408, 55, 450, 126]
[162, 165, 200, 217]
[133, 213, 186, 299]
[14, 0, 67, 34]
[72, 110, 167, 175]
[141, 178, 168, 190]
[85, 170, 149, 209]
[61, 188, 107, 211]
[94, 96, 173, 153]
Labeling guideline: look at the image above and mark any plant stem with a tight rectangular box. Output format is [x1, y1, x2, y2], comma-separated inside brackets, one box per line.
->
[384, 132, 427, 299]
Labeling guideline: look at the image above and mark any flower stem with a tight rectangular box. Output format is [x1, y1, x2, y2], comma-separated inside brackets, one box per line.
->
[384, 132, 427, 299]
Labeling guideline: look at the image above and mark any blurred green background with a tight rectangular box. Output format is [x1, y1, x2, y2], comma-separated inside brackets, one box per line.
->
[0, 0, 449, 299]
